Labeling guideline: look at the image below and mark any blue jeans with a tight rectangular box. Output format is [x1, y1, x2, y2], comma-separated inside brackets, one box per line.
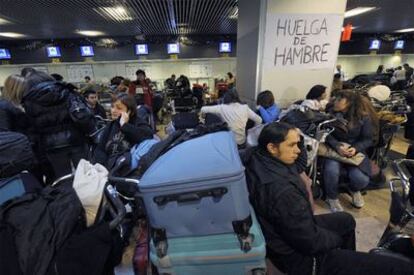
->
[323, 159, 370, 200]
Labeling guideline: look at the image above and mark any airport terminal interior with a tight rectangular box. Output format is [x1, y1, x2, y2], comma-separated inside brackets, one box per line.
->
[3, 0, 414, 274]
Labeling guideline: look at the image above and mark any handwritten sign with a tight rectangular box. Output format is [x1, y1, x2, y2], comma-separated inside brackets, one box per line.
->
[263, 14, 343, 70]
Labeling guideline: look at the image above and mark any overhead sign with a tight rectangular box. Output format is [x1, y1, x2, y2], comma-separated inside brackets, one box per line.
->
[263, 13, 343, 70]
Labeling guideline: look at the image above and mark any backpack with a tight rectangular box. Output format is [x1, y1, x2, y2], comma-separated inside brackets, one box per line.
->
[67, 91, 96, 135]
[0, 131, 35, 178]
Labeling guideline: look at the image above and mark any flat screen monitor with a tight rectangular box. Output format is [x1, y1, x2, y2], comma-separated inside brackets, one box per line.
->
[46, 46, 61, 58]
[369, 39, 381, 50]
[219, 42, 232, 53]
[135, 44, 148, 55]
[394, 40, 405, 50]
[0, 48, 11, 60]
[80, 45, 94, 57]
[167, 43, 180, 54]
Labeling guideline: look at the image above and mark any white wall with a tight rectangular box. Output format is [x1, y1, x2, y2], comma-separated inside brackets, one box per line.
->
[258, 0, 347, 107]
[0, 58, 237, 90]
[337, 54, 414, 79]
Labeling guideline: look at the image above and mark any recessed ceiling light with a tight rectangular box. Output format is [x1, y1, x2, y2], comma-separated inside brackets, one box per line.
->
[229, 7, 238, 19]
[395, 28, 414, 33]
[95, 6, 134, 21]
[76, 30, 105, 36]
[0, 32, 25, 38]
[344, 7, 376, 18]
[0, 17, 11, 25]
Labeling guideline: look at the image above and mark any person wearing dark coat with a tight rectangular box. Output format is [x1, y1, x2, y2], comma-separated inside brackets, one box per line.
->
[22, 71, 96, 182]
[323, 90, 373, 212]
[244, 122, 414, 275]
[0, 74, 28, 132]
[94, 93, 153, 169]
[84, 89, 107, 119]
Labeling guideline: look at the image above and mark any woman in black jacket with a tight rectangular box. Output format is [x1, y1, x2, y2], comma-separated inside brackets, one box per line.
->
[324, 90, 373, 212]
[245, 122, 414, 275]
[0, 74, 28, 132]
[22, 70, 96, 182]
[95, 93, 153, 169]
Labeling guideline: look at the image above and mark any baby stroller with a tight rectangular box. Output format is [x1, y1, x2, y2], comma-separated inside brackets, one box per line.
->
[370, 159, 414, 261]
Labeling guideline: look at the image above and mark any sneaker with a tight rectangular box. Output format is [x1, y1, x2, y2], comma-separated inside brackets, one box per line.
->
[327, 199, 344, 213]
[351, 191, 364, 208]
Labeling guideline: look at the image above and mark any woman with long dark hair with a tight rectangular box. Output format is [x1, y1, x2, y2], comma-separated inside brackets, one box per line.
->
[323, 90, 373, 212]
[94, 93, 153, 168]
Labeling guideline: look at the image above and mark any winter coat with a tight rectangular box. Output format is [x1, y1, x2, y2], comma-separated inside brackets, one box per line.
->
[128, 79, 153, 108]
[258, 104, 280, 123]
[0, 99, 28, 132]
[94, 115, 153, 168]
[244, 148, 343, 273]
[326, 112, 373, 175]
[22, 81, 95, 151]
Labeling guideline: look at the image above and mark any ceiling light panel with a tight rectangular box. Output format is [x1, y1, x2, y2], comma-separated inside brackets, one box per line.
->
[395, 28, 414, 33]
[344, 7, 377, 18]
[0, 32, 25, 38]
[95, 6, 134, 22]
[76, 30, 105, 36]
[0, 17, 11, 25]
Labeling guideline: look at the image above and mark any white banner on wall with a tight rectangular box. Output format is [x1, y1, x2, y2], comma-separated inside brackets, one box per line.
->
[262, 13, 343, 70]
[67, 65, 94, 82]
[189, 63, 212, 78]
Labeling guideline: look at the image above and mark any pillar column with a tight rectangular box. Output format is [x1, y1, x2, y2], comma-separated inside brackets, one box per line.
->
[236, 0, 347, 107]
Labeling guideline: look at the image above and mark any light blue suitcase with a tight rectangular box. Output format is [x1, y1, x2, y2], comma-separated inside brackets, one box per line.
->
[150, 207, 266, 275]
[138, 131, 252, 256]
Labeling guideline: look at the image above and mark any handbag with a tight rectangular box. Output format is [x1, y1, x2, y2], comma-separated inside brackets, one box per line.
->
[318, 143, 366, 166]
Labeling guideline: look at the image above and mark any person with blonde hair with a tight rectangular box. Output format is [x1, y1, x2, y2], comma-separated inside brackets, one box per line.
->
[0, 74, 27, 131]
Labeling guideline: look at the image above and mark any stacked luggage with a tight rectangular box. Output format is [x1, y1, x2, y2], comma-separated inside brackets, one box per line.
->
[118, 128, 267, 274]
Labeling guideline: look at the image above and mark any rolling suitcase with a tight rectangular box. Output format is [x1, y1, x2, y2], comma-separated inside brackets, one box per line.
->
[150, 207, 266, 275]
[138, 131, 252, 257]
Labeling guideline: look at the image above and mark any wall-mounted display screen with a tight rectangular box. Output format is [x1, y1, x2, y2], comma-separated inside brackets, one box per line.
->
[394, 40, 405, 50]
[167, 43, 180, 54]
[219, 42, 232, 53]
[46, 46, 61, 58]
[135, 44, 148, 55]
[80, 46, 94, 57]
[0, 48, 11, 59]
[369, 39, 381, 50]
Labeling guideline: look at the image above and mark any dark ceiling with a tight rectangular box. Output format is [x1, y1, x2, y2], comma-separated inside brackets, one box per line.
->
[345, 0, 414, 33]
[0, 0, 412, 41]
[0, 0, 238, 40]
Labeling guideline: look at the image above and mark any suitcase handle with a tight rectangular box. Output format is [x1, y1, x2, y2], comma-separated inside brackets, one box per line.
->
[153, 187, 228, 206]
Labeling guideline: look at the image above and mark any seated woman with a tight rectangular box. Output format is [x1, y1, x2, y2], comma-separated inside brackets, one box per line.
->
[256, 90, 280, 123]
[244, 122, 414, 275]
[324, 90, 373, 212]
[301, 84, 328, 111]
[200, 90, 262, 147]
[95, 93, 153, 169]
